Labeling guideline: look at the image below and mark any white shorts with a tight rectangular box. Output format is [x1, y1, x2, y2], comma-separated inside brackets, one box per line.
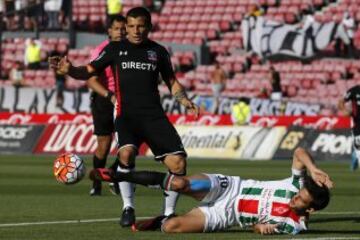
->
[211, 83, 224, 98]
[197, 174, 242, 232]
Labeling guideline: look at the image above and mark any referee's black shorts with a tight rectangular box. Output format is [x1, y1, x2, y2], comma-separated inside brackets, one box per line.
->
[90, 92, 114, 136]
[114, 115, 187, 161]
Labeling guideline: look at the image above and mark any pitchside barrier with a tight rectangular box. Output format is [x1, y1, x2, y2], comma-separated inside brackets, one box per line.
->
[0, 124, 45, 154]
[145, 126, 287, 160]
[273, 126, 352, 161]
[0, 113, 353, 161]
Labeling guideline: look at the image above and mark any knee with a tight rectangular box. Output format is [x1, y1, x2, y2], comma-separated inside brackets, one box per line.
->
[118, 148, 136, 166]
[162, 218, 183, 233]
[165, 155, 186, 174]
[170, 177, 188, 192]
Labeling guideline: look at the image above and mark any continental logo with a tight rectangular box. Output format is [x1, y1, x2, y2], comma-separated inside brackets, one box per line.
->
[280, 131, 304, 150]
[180, 130, 241, 150]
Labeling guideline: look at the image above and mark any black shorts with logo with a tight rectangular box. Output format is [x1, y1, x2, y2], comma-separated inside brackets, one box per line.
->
[91, 92, 114, 136]
[114, 114, 186, 161]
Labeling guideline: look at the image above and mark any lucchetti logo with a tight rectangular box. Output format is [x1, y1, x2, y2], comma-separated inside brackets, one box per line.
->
[0, 126, 32, 140]
[36, 124, 117, 154]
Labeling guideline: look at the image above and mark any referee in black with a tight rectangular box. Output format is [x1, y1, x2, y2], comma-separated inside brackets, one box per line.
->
[338, 85, 360, 171]
[50, 7, 199, 227]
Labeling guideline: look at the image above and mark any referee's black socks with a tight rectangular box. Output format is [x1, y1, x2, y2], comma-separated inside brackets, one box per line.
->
[93, 155, 107, 169]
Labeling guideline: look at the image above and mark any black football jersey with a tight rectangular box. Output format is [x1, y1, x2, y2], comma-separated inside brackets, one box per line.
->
[90, 39, 175, 117]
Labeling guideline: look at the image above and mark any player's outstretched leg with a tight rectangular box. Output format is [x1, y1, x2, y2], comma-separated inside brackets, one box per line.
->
[132, 208, 205, 233]
[90, 168, 212, 200]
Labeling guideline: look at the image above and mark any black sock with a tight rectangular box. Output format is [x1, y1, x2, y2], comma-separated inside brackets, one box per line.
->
[93, 155, 106, 189]
[93, 155, 106, 169]
[109, 157, 119, 172]
[114, 171, 167, 188]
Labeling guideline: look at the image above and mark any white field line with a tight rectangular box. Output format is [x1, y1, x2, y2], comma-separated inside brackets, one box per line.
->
[0, 211, 359, 228]
[0, 217, 147, 228]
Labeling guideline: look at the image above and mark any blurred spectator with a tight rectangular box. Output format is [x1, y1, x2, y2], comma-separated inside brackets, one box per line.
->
[9, 61, 25, 87]
[243, 53, 254, 72]
[231, 101, 251, 125]
[151, 0, 164, 12]
[44, 0, 62, 30]
[24, 38, 42, 69]
[257, 88, 269, 99]
[107, 0, 122, 22]
[15, 0, 28, 30]
[0, 1, 4, 28]
[143, 0, 155, 11]
[210, 62, 227, 113]
[25, 0, 42, 30]
[59, 0, 70, 29]
[269, 66, 282, 101]
[5, 0, 15, 30]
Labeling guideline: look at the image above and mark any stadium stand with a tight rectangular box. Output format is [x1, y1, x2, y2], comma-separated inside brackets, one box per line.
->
[1, 0, 359, 114]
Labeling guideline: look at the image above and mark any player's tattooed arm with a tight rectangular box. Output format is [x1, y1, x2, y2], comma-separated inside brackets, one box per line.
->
[171, 79, 200, 117]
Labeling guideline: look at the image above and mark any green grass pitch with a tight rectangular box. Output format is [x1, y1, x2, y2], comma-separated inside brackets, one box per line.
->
[0, 155, 359, 240]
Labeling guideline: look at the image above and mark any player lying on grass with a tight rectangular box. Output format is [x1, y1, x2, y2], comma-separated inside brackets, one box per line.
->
[90, 147, 333, 235]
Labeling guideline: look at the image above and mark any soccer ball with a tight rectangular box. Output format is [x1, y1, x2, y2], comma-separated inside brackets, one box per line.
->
[53, 153, 86, 184]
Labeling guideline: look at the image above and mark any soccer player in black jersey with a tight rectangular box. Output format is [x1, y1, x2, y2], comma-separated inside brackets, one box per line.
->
[88, 15, 127, 197]
[338, 85, 360, 171]
[50, 7, 199, 227]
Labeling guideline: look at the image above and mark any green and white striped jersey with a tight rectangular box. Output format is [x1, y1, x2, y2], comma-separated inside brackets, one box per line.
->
[234, 169, 307, 235]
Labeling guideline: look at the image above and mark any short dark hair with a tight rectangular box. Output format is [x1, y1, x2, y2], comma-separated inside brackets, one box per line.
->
[304, 175, 330, 211]
[107, 14, 126, 29]
[126, 7, 152, 27]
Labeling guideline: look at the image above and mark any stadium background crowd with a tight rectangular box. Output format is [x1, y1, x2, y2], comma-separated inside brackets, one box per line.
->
[0, 0, 359, 116]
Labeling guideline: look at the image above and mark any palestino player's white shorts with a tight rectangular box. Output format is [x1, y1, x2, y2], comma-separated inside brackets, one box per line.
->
[197, 174, 242, 232]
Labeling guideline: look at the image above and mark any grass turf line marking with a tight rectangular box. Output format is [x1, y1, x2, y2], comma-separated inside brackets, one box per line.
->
[0, 211, 359, 228]
[0, 217, 147, 228]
